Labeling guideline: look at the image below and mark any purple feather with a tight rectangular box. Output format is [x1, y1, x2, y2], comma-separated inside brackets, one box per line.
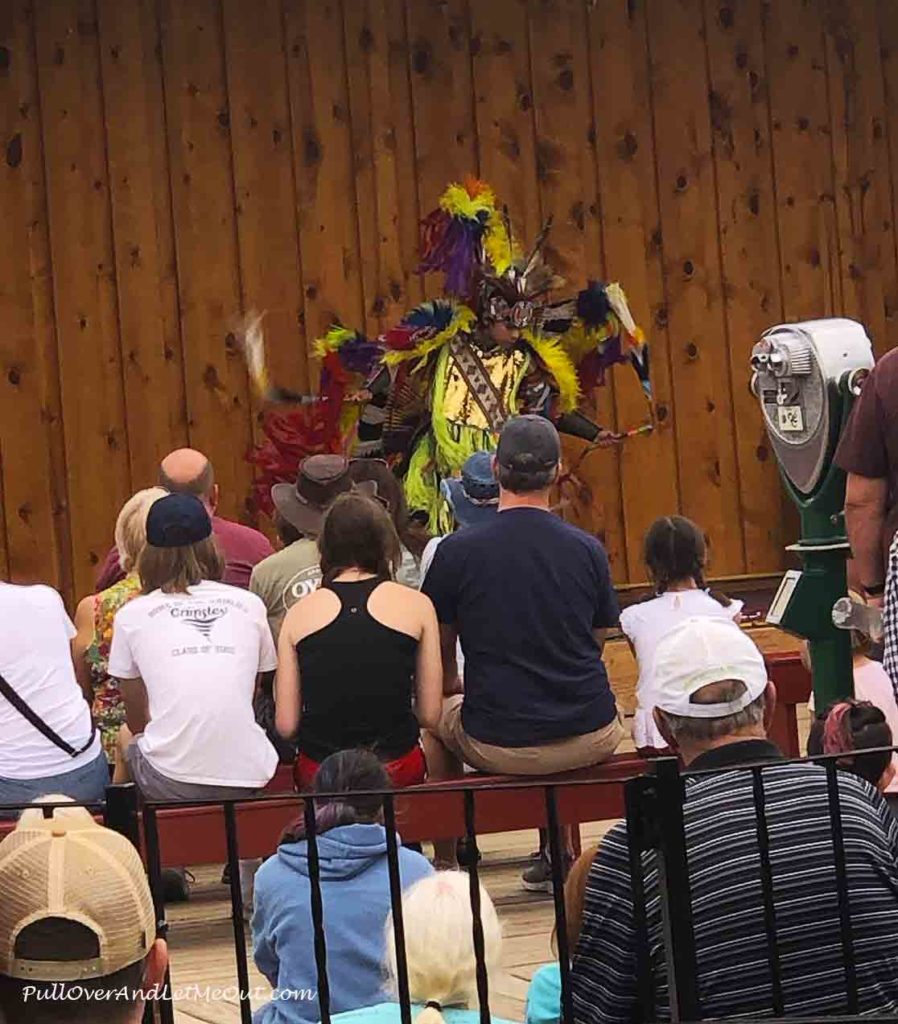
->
[418, 210, 484, 297]
[340, 334, 382, 376]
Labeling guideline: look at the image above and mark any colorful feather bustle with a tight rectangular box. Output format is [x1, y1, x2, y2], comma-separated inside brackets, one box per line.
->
[238, 178, 656, 533]
[382, 302, 477, 369]
[312, 325, 382, 378]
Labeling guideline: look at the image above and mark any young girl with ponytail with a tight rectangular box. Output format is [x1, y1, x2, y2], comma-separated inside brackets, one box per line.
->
[620, 516, 742, 755]
[329, 871, 515, 1023]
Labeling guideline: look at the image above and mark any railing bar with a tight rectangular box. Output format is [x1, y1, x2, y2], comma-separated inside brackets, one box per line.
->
[545, 787, 574, 1024]
[463, 789, 490, 1024]
[223, 803, 253, 1024]
[825, 761, 859, 1012]
[142, 805, 174, 1024]
[305, 797, 331, 1023]
[383, 794, 412, 1024]
[751, 767, 784, 1014]
[653, 758, 700, 1023]
[624, 777, 656, 1022]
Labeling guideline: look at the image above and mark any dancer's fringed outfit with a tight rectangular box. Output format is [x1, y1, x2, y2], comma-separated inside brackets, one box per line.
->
[243, 179, 653, 531]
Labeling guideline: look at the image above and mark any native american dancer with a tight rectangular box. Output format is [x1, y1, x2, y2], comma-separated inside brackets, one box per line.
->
[242, 179, 653, 532]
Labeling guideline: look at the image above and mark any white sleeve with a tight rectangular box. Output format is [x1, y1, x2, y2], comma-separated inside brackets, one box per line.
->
[48, 587, 77, 640]
[619, 604, 639, 640]
[418, 536, 443, 587]
[257, 608, 278, 673]
[727, 599, 745, 620]
[108, 614, 140, 680]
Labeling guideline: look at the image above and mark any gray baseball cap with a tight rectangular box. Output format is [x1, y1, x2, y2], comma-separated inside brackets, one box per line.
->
[496, 415, 561, 471]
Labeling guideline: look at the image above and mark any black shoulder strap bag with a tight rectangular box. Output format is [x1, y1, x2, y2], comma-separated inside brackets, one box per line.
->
[0, 670, 96, 757]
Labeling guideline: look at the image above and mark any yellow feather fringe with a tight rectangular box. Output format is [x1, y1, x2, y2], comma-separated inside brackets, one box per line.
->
[383, 305, 477, 369]
[523, 331, 581, 413]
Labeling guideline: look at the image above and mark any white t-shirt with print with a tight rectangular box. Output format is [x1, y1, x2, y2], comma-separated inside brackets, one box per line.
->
[0, 583, 101, 779]
[108, 580, 278, 788]
[620, 589, 743, 749]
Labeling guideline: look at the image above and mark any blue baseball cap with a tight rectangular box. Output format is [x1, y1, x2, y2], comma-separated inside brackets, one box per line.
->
[146, 493, 212, 548]
[442, 451, 499, 528]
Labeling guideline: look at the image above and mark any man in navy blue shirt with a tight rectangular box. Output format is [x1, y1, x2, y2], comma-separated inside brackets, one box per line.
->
[422, 416, 623, 883]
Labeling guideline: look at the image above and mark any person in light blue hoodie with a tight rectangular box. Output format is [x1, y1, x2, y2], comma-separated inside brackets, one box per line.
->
[252, 750, 433, 1024]
[327, 871, 515, 1024]
[524, 843, 598, 1024]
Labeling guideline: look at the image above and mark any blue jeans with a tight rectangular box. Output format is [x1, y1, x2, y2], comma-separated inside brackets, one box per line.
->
[0, 751, 109, 818]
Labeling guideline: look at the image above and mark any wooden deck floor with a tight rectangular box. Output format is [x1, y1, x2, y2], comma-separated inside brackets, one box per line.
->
[167, 823, 615, 1024]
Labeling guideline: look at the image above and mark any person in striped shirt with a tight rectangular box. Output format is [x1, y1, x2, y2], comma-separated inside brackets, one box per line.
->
[572, 617, 898, 1023]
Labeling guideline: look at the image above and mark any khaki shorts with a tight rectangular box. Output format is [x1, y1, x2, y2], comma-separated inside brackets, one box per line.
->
[436, 695, 625, 775]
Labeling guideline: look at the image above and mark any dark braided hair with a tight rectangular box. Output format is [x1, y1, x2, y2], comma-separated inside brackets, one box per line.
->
[279, 749, 390, 845]
[643, 515, 732, 607]
[807, 700, 893, 789]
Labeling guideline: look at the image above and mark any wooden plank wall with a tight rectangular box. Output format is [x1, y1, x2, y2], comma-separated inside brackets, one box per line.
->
[1, 0, 897, 604]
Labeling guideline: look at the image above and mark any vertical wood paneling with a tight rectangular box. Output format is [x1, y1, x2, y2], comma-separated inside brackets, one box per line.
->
[343, 0, 421, 332]
[159, 0, 252, 522]
[97, 0, 188, 484]
[765, 0, 841, 321]
[647, 0, 745, 575]
[825, 0, 896, 357]
[284, 0, 364, 345]
[0, 1, 69, 590]
[406, 0, 478, 298]
[529, 0, 628, 580]
[222, 0, 309, 393]
[6, 0, 898, 592]
[35, 0, 130, 599]
[470, 0, 541, 240]
[704, 0, 786, 572]
[587, 0, 680, 582]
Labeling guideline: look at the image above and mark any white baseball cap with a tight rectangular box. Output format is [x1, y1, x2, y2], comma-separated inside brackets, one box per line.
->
[652, 617, 769, 718]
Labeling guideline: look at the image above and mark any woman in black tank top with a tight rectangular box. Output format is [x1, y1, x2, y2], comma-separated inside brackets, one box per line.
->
[275, 493, 443, 790]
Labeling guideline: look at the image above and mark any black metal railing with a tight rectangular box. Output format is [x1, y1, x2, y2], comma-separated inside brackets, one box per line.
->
[6, 749, 898, 1024]
[112, 772, 638, 1024]
[625, 749, 898, 1024]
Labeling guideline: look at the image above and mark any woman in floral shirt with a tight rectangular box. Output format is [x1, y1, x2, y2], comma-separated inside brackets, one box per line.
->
[72, 487, 167, 765]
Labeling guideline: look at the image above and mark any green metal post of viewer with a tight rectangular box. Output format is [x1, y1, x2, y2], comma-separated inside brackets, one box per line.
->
[751, 320, 874, 710]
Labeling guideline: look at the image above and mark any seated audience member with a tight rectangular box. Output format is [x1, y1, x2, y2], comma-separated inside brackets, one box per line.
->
[572, 617, 898, 1023]
[419, 451, 499, 688]
[109, 493, 278, 802]
[276, 493, 442, 790]
[349, 458, 425, 587]
[421, 416, 622, 883]
[329, 870, 514, 1024]
[72, 486, 167, 764]
[525, 844, 597, 1024]
[620, 515, 742, 755]
[0, 799, 167, 1024]
[419, 451, 499, 580]
[0, 582, 107, 814]
[808, 700, 895, 795]
[251, 455, 375, 641]
[96, 447, 272, 590]
[808, 595, 898, 813]
[252, 750, 432, 1024]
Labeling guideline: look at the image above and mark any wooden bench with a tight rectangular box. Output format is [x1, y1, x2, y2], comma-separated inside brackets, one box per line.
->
[0, 652, 811, 865]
